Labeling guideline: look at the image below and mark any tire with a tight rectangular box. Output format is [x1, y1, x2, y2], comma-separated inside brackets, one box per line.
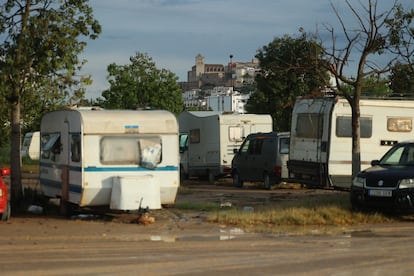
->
[233, 172, 244, 188]
[264, 173, 271, 190]
[207, 171, 215, 184]
[1, 202, 11, 221]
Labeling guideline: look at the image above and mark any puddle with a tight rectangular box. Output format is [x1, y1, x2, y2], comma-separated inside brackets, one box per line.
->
[350, 229, 407, 238]
[149, 227, 245, 242]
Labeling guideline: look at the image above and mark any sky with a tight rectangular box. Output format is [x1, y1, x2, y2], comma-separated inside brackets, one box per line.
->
[80, 0, 414, 100]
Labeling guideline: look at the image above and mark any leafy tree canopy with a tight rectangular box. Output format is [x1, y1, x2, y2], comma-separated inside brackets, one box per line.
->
[389, 62, 414, 97]
[247, 33, 329, 131]
[0, 0, 101, 202]
[101, 52, 184, 114]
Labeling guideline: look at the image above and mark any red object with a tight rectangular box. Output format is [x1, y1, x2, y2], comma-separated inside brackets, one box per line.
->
[0, 168, 10, 221]
[1, 168, 10, 176]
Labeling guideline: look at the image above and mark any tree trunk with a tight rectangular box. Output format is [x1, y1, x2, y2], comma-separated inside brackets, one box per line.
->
[351, 95, 361, 180]
[10, 99, 23, 205]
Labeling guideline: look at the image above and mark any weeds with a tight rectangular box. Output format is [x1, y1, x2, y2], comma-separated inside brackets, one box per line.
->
[174, 193, 397, 231]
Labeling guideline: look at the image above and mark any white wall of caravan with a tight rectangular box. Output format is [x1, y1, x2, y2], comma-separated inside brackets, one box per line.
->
[80, 134, 179, 206]
[328, 99, 414, 187]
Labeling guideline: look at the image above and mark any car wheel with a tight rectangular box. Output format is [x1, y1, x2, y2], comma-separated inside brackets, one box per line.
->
[1, 202, 10, 221]
[264, 173, 271, 190]
[350, 193, 364, 212]
[233, 172, 244, 188]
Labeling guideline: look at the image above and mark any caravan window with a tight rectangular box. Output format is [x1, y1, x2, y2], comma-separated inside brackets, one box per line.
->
[189, 129, 200, 144]
[387, 117, 412, 132]
[279, 137, 290, 154]
[100, 136, 162, 167]
[296, 114, 323, 139]
[229, 126, 244, 142]
[336, 116, 372, 138]
[179, 134, 188, 153]
[41, 133, 61, 160]
[71, 134, 81, 162]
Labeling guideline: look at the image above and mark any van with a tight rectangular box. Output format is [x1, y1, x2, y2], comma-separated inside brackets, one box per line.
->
[231, 132, 290, 189]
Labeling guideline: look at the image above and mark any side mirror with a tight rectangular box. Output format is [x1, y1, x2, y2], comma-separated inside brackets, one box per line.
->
[233, 148, 238, 154]
[371, 160, 380, 166]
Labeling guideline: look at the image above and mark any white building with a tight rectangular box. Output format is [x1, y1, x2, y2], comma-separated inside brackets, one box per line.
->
[207, 92, 251, 114]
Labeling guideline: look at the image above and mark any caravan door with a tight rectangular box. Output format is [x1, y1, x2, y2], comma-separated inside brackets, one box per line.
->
[288, 97, 335, 187]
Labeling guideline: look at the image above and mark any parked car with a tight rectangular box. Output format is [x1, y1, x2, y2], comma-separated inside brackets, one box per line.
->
[350, 140, 414, 212]
[231, 132, 290, 189]
[0, 167, 11, 221]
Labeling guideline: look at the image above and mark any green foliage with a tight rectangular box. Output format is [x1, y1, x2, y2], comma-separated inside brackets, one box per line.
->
[361, 75, 392, 97]
[247, 33, 328, 131]
[101, 52, 184, 114]
[0, 0, 102, 129]
[389, 62, 414, 97]
[0, 0, 101, 200]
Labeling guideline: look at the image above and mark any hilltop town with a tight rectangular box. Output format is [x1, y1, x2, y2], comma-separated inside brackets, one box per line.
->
[178, 54, 260, 113]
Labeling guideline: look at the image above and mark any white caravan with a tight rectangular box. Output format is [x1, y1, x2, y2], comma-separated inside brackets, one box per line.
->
[288, 95, 414, 189]
[21, 131, 40, 160]
[178, 111, 273, 182]
[39, 109, 179, 212]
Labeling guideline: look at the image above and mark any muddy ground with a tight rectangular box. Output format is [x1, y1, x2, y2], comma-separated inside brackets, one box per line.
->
[4, 178, 414, 275]
[14, 176, 348, 231]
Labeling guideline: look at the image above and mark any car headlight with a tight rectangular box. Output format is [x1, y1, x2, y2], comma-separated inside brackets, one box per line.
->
[399, 179, 414, 189]
[352, 176, 365, 188]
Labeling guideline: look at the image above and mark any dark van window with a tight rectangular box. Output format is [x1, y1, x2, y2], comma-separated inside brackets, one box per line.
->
[240, 139, 250, 153]
[248, 138, 264, 155]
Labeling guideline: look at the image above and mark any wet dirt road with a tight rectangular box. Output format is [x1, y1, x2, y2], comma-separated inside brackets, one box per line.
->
[1, 180, 414, 275]
[1, 218, 414, 275]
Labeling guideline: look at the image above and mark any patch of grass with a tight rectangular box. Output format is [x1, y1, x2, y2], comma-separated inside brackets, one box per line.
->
[207, 193, 395, 231]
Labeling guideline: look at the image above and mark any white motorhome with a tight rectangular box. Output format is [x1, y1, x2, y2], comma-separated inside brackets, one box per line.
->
[39, 109, 179, 212]
[21, 131, 40, 160]
[178, 111, 273, 182]
[288, 95, 414, 189]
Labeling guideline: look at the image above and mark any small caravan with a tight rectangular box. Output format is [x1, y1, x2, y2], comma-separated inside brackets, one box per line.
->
[179, 111, 273, 182]
[39, 109, 179, 211]
[288, 95, 414, 189]
[21, 131, 40, 160]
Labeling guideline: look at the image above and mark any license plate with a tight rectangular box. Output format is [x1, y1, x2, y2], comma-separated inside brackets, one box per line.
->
[368, 189, 392, 197]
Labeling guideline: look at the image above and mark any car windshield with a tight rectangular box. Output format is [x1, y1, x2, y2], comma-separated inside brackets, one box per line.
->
[379, 143, 414, 166]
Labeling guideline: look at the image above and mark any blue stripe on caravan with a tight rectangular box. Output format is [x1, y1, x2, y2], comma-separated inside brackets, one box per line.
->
[39, 162, 82, 172]
[84, 166, 178, 172]
[39, 162, 177, 172]
[40, 178, 82, 194]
